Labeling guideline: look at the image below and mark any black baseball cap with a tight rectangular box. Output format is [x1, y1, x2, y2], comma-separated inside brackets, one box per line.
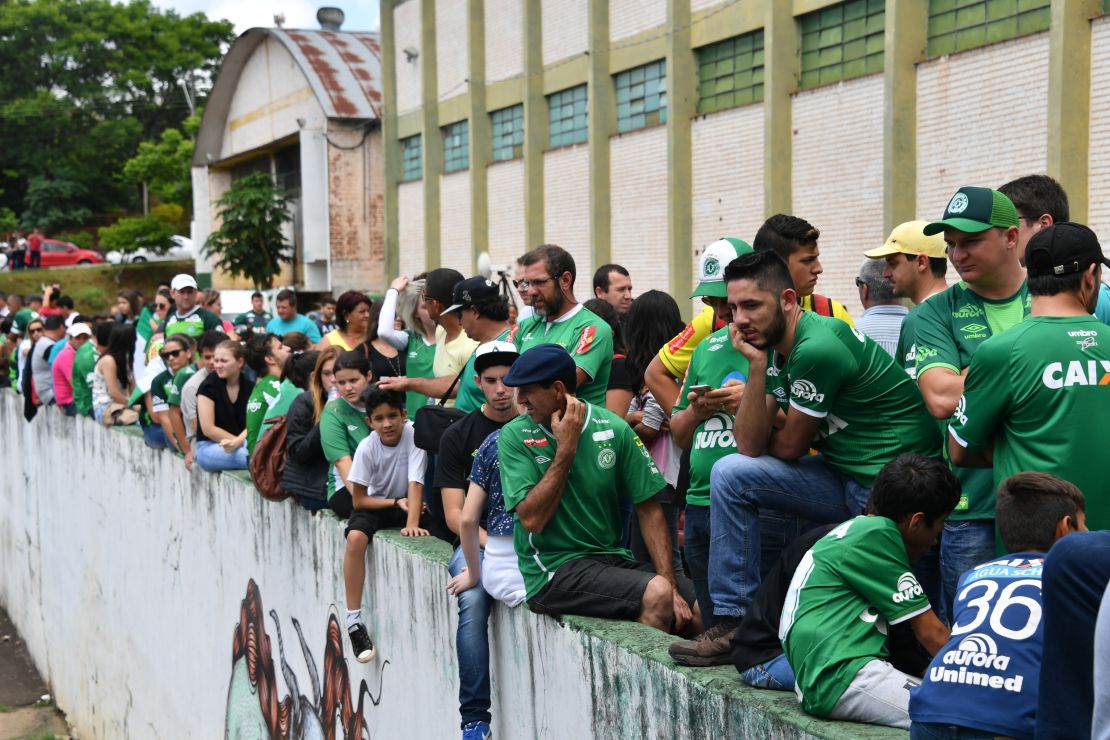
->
[1025, 222, 1110, 278]
[423, 268, 465, 305]
[502, 343, 576, 387]
[442, 276, 500, 315]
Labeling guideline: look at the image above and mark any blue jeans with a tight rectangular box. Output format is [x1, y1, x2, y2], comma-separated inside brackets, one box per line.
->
[449, 545, 492, 728]
[737, 653, 795, 691]
[939, 519, 995, 620]
[143, 423, 172, 450]
[683, 504, 713, 626]
[910, 721, 997, 739]
[195, 440, 248, 471]
[709, 453, 869, 618]
[914, 541, 945, 625]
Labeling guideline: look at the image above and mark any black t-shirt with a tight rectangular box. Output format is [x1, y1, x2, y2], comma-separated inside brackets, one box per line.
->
[360, 341, 406, 381]
[435, 409, 506, 491]
[196, 372, 255, 443]
[607, 354, 634, 392]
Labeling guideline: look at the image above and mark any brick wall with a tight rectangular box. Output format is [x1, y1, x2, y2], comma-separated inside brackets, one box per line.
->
[437, 0, 469, 101]
[398, 181, 426, 278]
[792, 74, 884, 312]
[439, 171, 473, 275]
[1089, 17, 1110, 244]
[611, 0, 665, 41]
[543, 145, 592, 301]
[394, 0, 423, 114]
[611, 126, 669, 295]
[485, 0, 524, 83]
[327, 124, 385, 293]
[542, 0, 588, 66]
[488, 159, 527, 268]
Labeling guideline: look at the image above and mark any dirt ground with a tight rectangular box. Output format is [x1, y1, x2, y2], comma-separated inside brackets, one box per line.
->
[0, 607, 69, 739]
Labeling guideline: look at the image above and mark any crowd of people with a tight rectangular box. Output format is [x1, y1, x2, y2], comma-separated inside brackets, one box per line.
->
[4, 173, 1110, 740]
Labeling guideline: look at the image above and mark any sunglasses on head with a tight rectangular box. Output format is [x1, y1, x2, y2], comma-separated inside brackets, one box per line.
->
[161, 348, 185, 360]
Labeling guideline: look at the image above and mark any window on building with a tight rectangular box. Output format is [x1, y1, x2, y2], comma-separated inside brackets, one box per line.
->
[547, 84, 588, 148]
[696, 30, 764, 114]
[927, 0, 1051, 57]
[615, 60, 667, 133]
[799, 0, 885, 90]
[401, 135, 422, 181]
[491, 105, 524, 161]
[442, 120, 469, 173]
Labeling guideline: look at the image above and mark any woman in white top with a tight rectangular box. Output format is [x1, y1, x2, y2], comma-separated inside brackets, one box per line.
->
[93, 323, 136, 424]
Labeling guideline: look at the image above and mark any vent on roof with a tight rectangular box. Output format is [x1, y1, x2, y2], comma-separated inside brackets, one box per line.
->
[317, 7, 345, 31]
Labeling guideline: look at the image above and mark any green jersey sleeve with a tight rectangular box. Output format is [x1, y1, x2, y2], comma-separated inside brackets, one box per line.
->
[149, 369, 173, 411]
[839, 521, 931, 625]
[320, 402, 352, 464]
[618, 422, 666, 505]
[571, 321, 613, 380]
[913, 298, 962, 377]
[949, 334, 1012, 452]
[785, 331, 855, 417]
[199, 308, 223, 332]
[672, 345, 702, 414]
[244, 380, 276, 456]
[498, 424, 543, 512]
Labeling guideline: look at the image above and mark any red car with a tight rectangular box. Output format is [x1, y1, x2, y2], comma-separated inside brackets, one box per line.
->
[38, 239, 105, 267]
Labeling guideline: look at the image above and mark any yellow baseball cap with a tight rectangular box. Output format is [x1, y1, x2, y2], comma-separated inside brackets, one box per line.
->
[864, 220, 947, 260]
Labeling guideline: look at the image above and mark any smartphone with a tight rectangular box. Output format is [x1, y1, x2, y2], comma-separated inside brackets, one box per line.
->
[689, 384, 713, 395]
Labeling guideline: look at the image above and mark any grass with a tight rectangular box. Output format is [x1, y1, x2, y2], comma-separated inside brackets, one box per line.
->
[0, 261, 193, 314]
[0, 704, 15, 713]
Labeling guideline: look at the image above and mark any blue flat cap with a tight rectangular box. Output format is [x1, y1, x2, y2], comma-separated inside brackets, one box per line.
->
[502, 343, 576, 387]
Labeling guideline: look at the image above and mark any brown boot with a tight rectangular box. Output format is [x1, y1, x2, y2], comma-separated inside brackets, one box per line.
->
[667, 616, 742, 667]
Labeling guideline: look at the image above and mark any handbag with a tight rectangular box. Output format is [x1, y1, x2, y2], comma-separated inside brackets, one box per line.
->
[250, 415, 292, 501]
[413, 361, 468, 452]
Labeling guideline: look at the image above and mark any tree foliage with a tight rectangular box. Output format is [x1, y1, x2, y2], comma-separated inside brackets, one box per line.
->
[122, 115, 199, 208]
[98, 203, 184, 254]
[204, 173, 294, 289]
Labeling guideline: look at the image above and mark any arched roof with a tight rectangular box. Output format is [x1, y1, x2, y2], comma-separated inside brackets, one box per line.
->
[194, 27, 382, 166]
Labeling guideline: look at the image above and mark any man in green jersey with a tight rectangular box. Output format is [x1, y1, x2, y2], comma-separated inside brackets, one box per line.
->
[233, 291, 273, 339]
[950, 222, 1110, 531]
[440, 276, 517, 413]
[70, 322, 101, 417]
[915, 186, 1027, 618]
[694, 251, 940, 652]
[513, 245, 613, 407]
[499, 344, 699, 634]
[244, 333, 290, 455]
[166, 274, 223, 338]
[780, 454, 956, 729]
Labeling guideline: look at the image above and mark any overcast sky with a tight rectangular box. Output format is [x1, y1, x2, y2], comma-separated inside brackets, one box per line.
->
[149, 0, 379, 35]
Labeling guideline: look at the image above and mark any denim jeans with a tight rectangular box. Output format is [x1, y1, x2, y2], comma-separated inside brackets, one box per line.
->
[449, 545, 493, 728]
[939, 519, 995, 620]
[709, 453, 869, 618]
[683, 504, 713, 626]
[914, 541, 945, 625]
[143, 423, 172, 450]
[737, 652, 795, 691]
[60, 401, 76, 417]
[910, 722, 998, 739]
[195, 440, 248, 471]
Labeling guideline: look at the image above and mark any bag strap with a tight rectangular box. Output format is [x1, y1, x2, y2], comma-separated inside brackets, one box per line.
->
[438, 356, 471, 407]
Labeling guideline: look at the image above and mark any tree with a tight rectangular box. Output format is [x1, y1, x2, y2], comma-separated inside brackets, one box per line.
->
[122, 114, 199, 209]
[98, 204, 184, 254]
[204, 173, 294, 289]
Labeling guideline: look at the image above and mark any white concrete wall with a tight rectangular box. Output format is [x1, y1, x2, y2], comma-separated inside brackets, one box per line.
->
[543, 145, 592, 301]
[395, 0, 424, 114]
[1089, 17, 1110, 243]
[916, 32, 1049, 223]
[611, 0, 666, 41]
[398, 180, 427, 277]
[439, 171, 473, 275]
[611, 126, 669, 295]
[437, 0, 469, 101]
[0, 394, 853, 740]
[485, 0, 524, 83]
[792, 74, 884, 311]
[542, 0, 588, 65]
[487, 159, 527, 267]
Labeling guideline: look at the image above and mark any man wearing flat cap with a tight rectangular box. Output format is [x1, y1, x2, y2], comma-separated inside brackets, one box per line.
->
[949, 222, 1110, 532]
[498, 343, 701, 635]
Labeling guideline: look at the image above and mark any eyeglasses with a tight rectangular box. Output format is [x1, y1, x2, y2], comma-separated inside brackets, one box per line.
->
[155, 302, 170, 310]
[161, 348, 185, 360]
[28, 327, 43, 334]
[854, 278, 866, 288]
[513, 277, 553, 291]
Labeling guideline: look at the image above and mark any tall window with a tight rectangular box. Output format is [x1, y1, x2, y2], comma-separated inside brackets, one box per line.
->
[442, 120, 469, 173]
[400, 135, 422, 181]
[799, 0, 885, 90]
[696, 30, 764, 114]
[615, 60, 667, 133]
[927, 0, 1051, 57]
[547, 84, 588, 148]
[491, 105, 524, 161]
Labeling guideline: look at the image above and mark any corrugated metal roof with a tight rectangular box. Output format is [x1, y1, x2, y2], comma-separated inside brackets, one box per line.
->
[270, 29, 382, 120]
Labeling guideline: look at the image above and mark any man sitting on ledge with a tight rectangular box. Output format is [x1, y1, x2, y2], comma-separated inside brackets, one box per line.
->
[499, 343, 701, 635]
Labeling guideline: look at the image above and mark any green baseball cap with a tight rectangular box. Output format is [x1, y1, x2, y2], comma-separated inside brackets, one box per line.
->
[923, 186, 1019, 236]
[691, 237, 754, 299]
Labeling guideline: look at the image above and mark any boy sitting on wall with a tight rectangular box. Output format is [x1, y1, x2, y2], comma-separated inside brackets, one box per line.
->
[780, 453, 958, 730]
[909, 472, 1087, 740]
[343, 385, 430, 664]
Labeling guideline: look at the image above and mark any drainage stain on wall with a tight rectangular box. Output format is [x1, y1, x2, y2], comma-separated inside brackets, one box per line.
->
[225, 579, 389, 739]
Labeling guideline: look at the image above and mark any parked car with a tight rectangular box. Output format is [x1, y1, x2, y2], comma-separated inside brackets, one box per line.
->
[37, 239, 105, 268]
[105, 235, 194, 265]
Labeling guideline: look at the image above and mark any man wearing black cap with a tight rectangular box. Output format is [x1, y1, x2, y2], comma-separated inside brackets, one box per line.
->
[949, 222, 1110, 532]
[499, 343, 700, 635]
[439, 277, 517, 413]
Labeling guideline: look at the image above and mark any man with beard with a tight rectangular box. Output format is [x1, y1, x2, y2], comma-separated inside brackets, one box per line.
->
[513, 244, 613, 407]
[679, 250, 940, 657]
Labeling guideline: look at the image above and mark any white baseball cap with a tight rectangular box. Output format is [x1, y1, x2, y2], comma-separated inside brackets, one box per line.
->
[67, 322, 92, 338]
[170, 274, 198, 291]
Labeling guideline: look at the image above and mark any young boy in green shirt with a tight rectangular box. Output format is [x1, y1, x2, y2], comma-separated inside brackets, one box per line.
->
[319, 351, 373, 518]
[243, 333, 289, 455]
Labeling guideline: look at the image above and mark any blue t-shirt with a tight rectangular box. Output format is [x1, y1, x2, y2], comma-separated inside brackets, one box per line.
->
[910, 552, 1046, 739]
[1096, 282, 1110, 326]
[48, 337, 67, 364]
[265, 313, 322, 343]
[468, 429, 512, 536]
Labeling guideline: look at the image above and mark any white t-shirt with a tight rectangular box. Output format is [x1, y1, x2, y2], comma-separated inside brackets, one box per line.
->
[347, 421, 426, 499]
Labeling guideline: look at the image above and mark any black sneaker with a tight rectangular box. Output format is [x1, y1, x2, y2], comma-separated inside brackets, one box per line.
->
[349, 623, 376, 663]
[667, 616, 742, 667]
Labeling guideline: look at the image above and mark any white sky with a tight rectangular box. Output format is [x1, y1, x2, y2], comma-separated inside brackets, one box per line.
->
[148, 0, 379, 35]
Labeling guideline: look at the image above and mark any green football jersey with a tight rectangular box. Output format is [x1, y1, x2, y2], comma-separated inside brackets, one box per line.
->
[781, 516, 931, 717]
[499, 402, 665, 600]
[150, 364, 196, 410]
[257, 380, 302, 443]
[245, 376, 282, 456]
[950, 315, 1110, 531]
[673, 327, 751, 507]
[71, 342, 98, 417]
[404, 332, 437, 412]
[171, 364, 198, 404]
[912, 282, 1030, 520]
[514, 304, 613, 407]
[320, 398, 370, 500]
[765, 311, 941, 487]
[233, 310, 273, 339]
[455, 327, 516, 414]
[165, 306, 222, 339]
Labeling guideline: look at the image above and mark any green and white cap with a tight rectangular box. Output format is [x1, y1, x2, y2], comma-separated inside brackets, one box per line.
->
[692, 237, 753, 299]
[923, 186, 1019, 236]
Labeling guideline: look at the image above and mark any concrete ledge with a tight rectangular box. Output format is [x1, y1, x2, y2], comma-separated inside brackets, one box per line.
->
[0, 391, 906, 738]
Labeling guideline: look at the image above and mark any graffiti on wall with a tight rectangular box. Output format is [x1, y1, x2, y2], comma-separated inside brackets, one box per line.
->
[225, 579, 388, 739]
